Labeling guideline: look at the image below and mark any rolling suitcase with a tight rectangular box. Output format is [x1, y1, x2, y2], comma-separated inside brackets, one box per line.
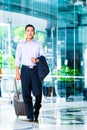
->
[13, 78, 26, 117]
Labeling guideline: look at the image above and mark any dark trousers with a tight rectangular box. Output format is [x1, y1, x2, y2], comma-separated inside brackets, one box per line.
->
[21, 65, 42, 119]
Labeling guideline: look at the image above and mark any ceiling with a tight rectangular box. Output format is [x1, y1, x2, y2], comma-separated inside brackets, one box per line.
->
[0, 0, 87, 28]
[0, 0, 58, 20]
[1, 0, 85, 19]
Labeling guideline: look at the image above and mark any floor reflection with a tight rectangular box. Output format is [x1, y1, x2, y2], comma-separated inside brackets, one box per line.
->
[1, 97, 87, 130]
[39, 105, 87, 125]
[60, 108, 84, 125]
[13, 118, 39, 130]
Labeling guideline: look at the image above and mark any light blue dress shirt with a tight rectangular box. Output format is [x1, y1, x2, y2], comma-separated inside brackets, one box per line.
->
[15, 39, 45, 67]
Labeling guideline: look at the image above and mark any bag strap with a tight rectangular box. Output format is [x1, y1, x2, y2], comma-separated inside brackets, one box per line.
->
[14, 78, 19, 99]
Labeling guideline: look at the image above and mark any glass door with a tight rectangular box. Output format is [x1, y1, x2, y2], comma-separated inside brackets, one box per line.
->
[56, 0, 86, 101]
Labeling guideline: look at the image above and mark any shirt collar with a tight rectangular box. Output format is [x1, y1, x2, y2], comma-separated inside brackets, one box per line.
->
[23, 39, 35, 44]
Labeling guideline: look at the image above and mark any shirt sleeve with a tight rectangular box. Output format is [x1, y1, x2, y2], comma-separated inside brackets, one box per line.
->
[15, 43, 22, 67]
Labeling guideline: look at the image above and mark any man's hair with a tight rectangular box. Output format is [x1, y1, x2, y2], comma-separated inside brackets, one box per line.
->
[25, 24, 35, 32]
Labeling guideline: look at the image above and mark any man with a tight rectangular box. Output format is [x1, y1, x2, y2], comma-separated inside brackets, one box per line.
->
[15, 24, 45, 122]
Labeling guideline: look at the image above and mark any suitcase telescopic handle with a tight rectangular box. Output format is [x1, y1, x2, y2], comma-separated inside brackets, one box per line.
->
[14, 78, 19, 99]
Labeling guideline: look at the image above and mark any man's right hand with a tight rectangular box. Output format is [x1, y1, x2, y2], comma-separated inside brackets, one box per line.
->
[16, 72, 21, 80]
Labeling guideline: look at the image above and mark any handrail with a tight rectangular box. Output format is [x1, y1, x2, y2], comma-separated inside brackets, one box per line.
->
[46, 75, 85, 79]
[0, 74, 86, 79]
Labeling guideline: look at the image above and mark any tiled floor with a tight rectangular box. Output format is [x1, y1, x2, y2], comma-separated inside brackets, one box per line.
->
[0, 97, 87, 130]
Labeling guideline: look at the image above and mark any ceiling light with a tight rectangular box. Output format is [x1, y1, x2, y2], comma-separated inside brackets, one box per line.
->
[74, 0, 83, 6]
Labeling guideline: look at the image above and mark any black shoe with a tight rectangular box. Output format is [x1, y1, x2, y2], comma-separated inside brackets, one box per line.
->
[33, 112, 38, 122]
[28, 118, 33, 122]
[35, 117, 38, 122]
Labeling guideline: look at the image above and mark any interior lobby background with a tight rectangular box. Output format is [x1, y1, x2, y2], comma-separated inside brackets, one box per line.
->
[0, 0, 87, 101]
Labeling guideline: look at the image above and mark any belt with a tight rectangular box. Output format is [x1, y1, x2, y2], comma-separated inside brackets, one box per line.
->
[22, 65, 36, 69]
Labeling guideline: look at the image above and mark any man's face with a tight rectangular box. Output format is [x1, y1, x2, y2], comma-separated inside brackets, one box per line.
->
[25, 26, 35, 40]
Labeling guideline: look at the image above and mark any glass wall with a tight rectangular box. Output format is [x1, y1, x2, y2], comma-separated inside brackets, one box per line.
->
[0, 0, 87, 102]
[56, 0, 86, 101]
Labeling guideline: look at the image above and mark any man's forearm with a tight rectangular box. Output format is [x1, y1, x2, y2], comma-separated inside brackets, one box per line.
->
[16, 66, 20, 74]
[16, 66, 21, 80]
